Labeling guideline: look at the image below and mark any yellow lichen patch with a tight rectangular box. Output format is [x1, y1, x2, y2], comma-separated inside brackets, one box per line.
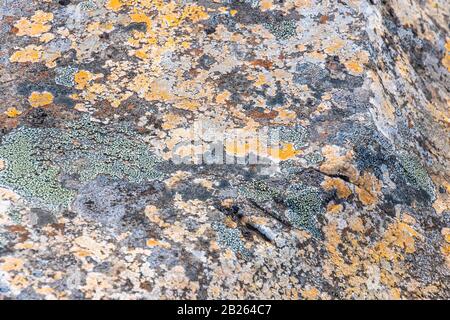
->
[306, 51, 326, 62]
[181, 4, 209, 23]
[0, 257, 24, 272]
[268, 143, 301, 161]
[216, 90, 231, 104]
[372, 220, 422, 261]
[39, 32, 55, 43]
[162, 113, 183, 130]
[441, 228, 450, 268]
[10, 45, 42, 63]
[320, 145, 359, 182]
[260, 0, 274, 11]
[274, 108, 296, 122]
[106, 0, 123, 11]
[175, 99, 200, 111]
[130, 12, 152, 28]
[442, 39, 450, 71]
[164, 171, 191, 188]
[74, 70, 93, 90]
[146, 238, 171, 248]
[5, 107, 22, 118]
[344, 51, 369, 75]
[145, 205, 169, 228]
[349, 216, 365, 233]
[14, 11, 53, 37]
[323, 215, 423, 298]
[73, 236, 113, 261]
[326, 202, 343, 214]
[254, 74, 268, 87]
[324, 38, 345, 54]
[355, 172, 382, 206]
[344, 60, 364, 74]
[28, 91, 54, 108]
[321, 176, 352, 199]
[301, 287, 320, 300]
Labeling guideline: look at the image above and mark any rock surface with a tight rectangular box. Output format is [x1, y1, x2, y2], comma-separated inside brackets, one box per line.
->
[0, 0, 449, 299]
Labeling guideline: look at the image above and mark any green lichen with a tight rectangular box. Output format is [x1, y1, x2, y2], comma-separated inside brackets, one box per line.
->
[284, 183, 322, 237]
[239, 180, 280, 202]
[397, 151, 435, 200]
[263, 20, 297, 40]
[55, 66, 78, 87]
[269, 125, 309, 149]
[80, 0, 98, 11]
[212, 222, 252, 260]
[0, 116, 164, 209]
[240, 180, 322, 236]
[304, 151, 324, 166]
[58, 117, 164, 183]
[0, 127, 75, 209]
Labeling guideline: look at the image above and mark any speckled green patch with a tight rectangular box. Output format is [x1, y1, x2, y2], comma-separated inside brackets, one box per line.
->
[397, 151, 435, 200]
[212, 221, 252, 260]
[0, 127, 76, 209]
[0, 116, 164, 209]
[263, 20, 297, 40]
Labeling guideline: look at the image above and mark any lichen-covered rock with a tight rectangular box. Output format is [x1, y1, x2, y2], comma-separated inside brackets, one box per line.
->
[0, 0, 448, 300]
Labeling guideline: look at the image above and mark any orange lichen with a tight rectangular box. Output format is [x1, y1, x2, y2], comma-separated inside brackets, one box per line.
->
[74, 70, 93, 90]
[344, 60, 364, 74]
[441, 228, 450, 268]
[326, 202, 343, 214]
[354, 172, 382, 206]
[9, 45, 41, 63]
[268, 143, 301, 161]
[175, 99, 200, 111]
[260, 0, 274, 11]
[146, 238, 171, 248]
[106, 0, 123, 11]
[322, 177, 352, 199]
[0, 257, 24, 272]
[28, 91, 54, 108]
[14, 11, 53, 37]
[162, 113, 183, 130]
[216, 91, 231, 104]
[320, 145, 359, 182]
[39, 32, 55, 43]
[301, 287, 320, 300]
[324, 215, 423, 298]
[5, 107, 22, 118]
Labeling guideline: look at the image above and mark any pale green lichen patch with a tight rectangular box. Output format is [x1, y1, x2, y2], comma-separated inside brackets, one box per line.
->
[285, 183, 323, 237]
[397, 151, 435, 201]
[263, 20, 297, 40]
[0, 127, 75, 209]
[55, 66, 78, 88]
[240, 180, 323, 235]
[58, 117, 164, 184]
[0, 116, 164, 209]
[212, 221, 252, 260]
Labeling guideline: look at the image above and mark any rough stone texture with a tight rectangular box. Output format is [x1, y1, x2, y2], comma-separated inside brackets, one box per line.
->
[0, 0, 449, 299]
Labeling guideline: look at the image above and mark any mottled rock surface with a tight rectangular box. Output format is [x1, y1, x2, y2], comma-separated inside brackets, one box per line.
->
[0, 0, 449, 299]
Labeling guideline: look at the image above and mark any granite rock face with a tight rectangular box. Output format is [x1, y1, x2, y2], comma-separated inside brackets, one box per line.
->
[0, 0, 449, 299]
